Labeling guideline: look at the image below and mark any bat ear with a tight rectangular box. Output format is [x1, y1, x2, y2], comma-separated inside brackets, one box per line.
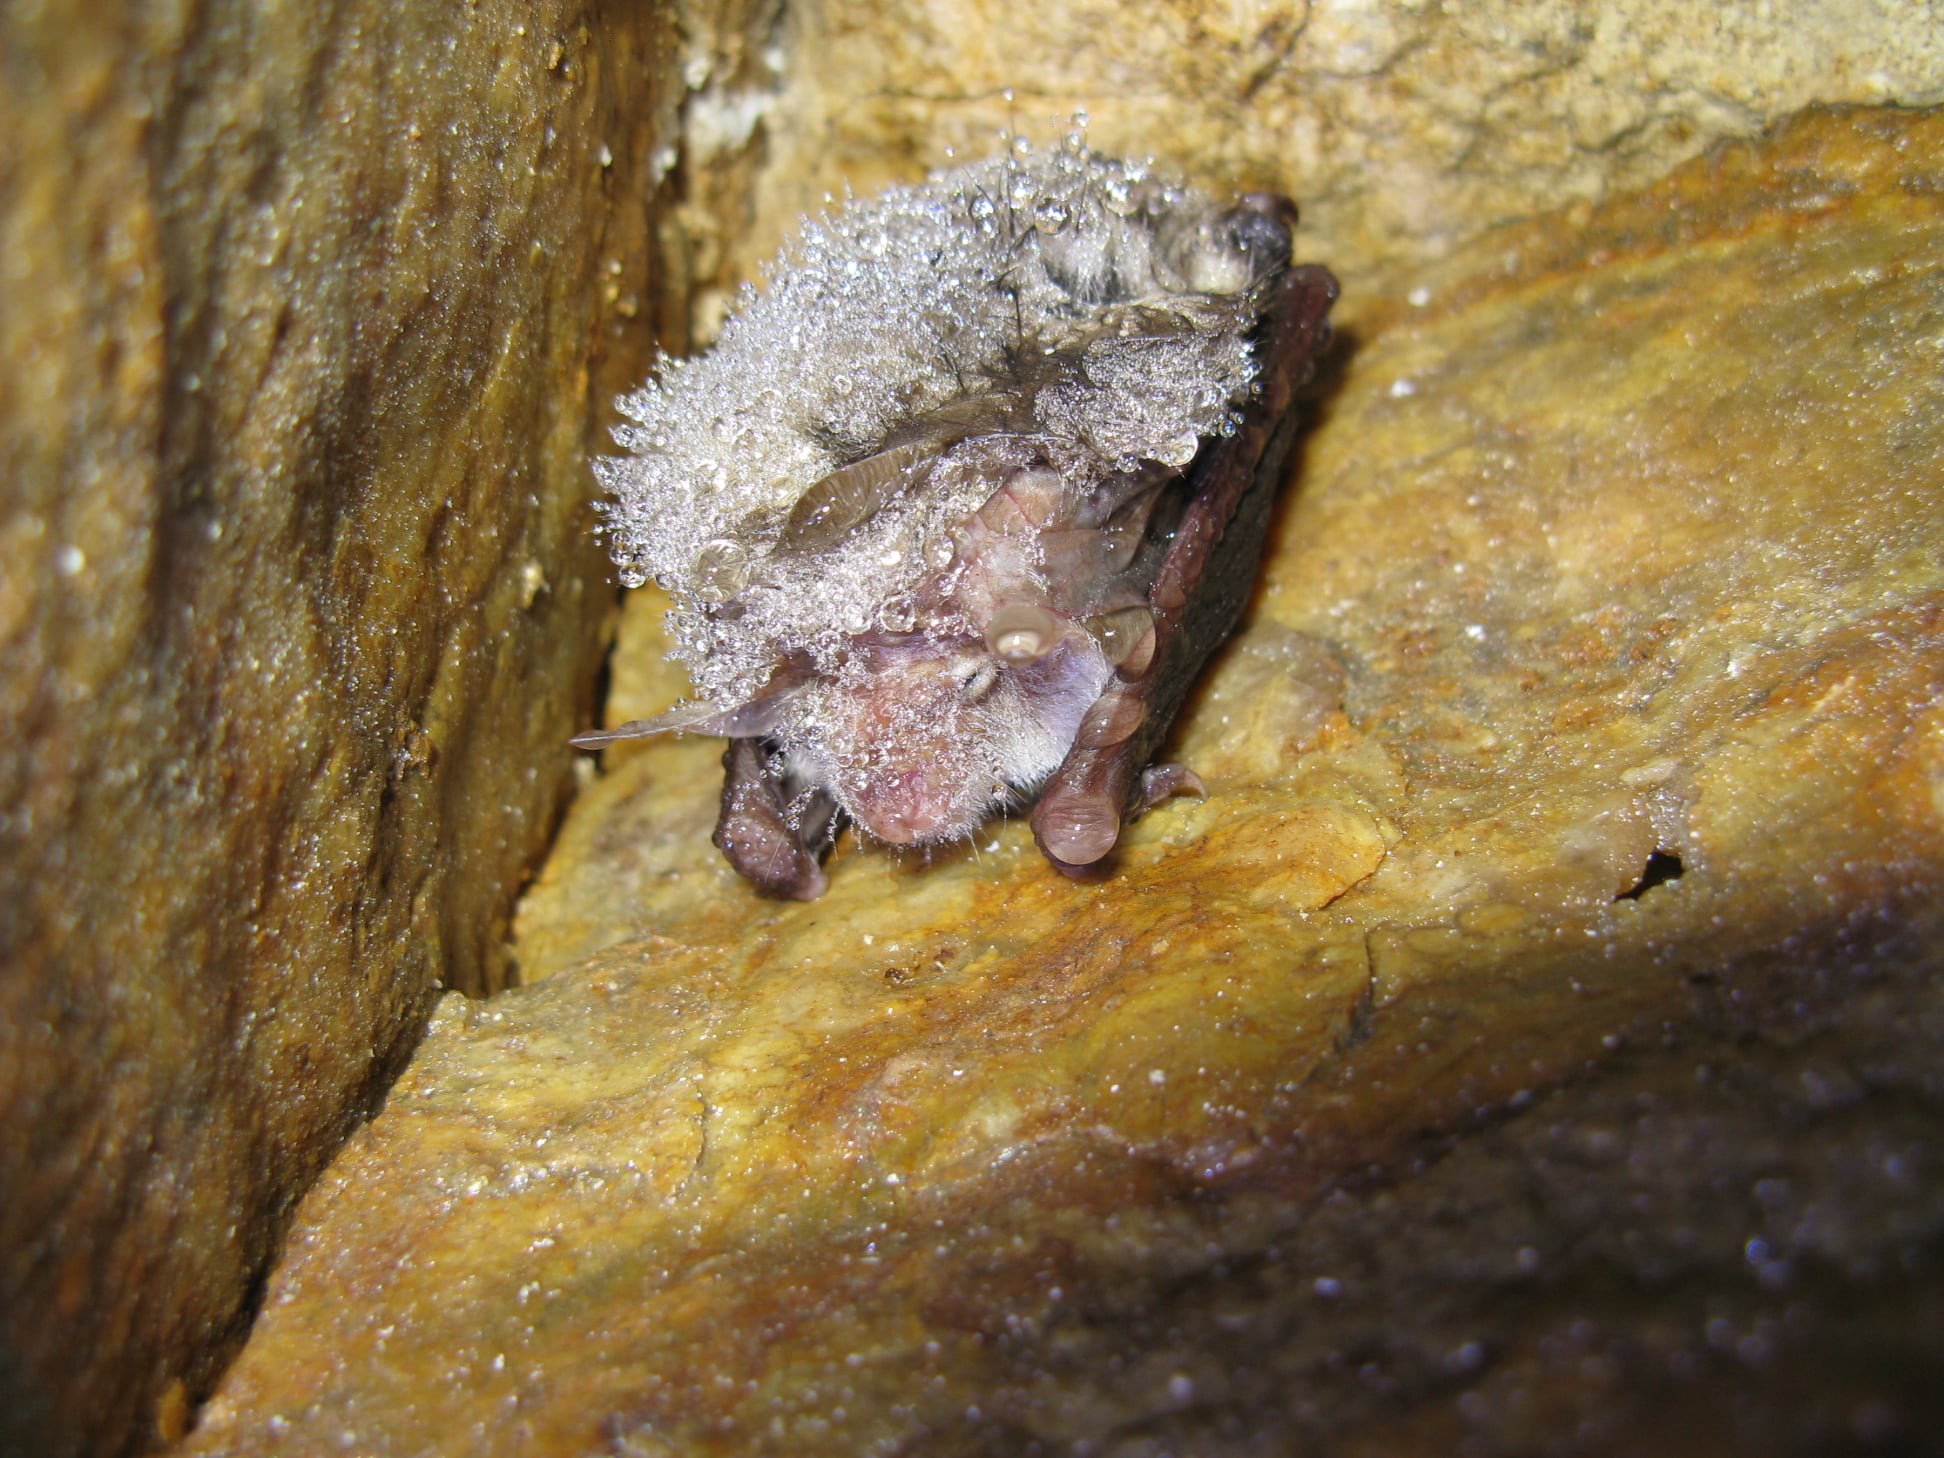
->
[1234, 192, 1298, 248]
[1166, 193, 1296, 295]
[570, 685, 805, 747]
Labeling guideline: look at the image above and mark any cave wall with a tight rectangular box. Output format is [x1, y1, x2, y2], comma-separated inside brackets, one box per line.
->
[185, 103, 1944, 1457]
[714, 0, 1944, 322]
[3, 1, 1941, 1456]
[0, 1, 772, 1452]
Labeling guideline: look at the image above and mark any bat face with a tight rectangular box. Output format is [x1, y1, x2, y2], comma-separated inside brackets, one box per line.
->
[790, 629, 1112, 848]
[579, 133, 1338, 897]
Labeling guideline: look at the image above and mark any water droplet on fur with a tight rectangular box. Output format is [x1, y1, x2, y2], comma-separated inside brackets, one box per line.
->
[1086, 606, 1155, 666]
[1160, 434, 1201, 468]
[692, 539, 750, 602]
[1034, 196, 1070, 232]
[985, 603, 1062, 663]
[925, 536, 957, 570]
[879, 597, 917, 632]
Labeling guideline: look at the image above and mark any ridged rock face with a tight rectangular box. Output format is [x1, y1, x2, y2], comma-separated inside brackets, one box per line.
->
[182, 107, 1944, 1456]
[0, 2, 754, 1451]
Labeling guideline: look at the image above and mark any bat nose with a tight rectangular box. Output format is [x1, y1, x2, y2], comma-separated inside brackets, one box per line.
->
[852, 770, 958, 846]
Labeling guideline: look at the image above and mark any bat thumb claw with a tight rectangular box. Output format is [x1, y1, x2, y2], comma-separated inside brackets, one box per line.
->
[1140, 763, 1206, 808]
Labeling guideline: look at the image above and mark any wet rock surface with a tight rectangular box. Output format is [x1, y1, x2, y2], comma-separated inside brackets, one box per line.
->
[0, 2, 748, 1452]
[182, 107, 1944, 1455]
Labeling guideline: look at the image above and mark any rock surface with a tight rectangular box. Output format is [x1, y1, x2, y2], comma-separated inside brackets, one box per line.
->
[0, 3, 774, 1452]
[707, 0, 1944, 329]
[183, 107, 1944, 1455]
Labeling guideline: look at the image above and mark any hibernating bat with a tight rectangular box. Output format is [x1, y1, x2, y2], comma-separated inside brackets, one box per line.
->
[578, 131, 1338, 899]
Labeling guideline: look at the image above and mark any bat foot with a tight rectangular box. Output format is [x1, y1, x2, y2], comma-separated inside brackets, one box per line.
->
[714, 738, 835, 899]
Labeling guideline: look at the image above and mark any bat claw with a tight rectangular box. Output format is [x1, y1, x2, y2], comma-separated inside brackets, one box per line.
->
[1140, 763, 1206, 807]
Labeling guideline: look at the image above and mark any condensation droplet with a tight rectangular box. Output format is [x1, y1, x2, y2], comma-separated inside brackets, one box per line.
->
[1159, 434, 1201, 468]
[985, 602, 1061, 664]
[692, 539, 750, 602]
[925, 536, 957, 570]
[1086, 606, 1154, 666]
[879, 597, 917, 633]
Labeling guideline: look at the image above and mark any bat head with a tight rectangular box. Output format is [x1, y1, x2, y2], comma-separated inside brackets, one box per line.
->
[784, 608, 1113, 848]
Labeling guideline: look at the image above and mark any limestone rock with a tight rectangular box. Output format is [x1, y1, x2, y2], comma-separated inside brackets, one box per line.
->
[184, 107, 1944, 1455]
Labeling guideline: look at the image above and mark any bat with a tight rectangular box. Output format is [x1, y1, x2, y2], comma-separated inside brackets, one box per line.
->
[577, 133, 1338, 898]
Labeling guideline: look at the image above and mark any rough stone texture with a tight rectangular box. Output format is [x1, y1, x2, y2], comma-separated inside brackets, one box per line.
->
[685, 0, 1944, 337]
[182, 107, 1944, 1455]
[0, 2, 774, 1453]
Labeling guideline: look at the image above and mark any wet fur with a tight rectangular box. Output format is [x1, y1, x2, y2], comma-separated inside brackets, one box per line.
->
[579, 138, 1337, 897]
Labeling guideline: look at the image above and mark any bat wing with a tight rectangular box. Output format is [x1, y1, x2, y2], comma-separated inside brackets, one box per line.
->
[1030, 261, 1340, 872]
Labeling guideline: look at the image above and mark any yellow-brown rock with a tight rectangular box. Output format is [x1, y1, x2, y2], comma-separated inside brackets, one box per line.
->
[0, 3, 771, 1454]
[182, 107, 1944, 1455]
[715, 0, 1944, 329]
